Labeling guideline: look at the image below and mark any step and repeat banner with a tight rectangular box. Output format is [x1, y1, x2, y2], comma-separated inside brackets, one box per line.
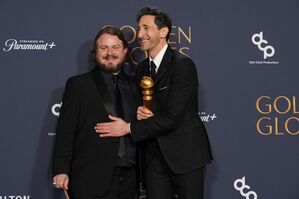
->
[0, 0, 298, 198]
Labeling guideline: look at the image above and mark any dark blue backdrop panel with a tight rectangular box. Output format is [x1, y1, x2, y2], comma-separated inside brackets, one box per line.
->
[0, 0, 298, 198]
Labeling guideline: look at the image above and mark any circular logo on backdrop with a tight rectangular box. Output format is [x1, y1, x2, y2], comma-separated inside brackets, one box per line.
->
[234, 177, 258, 199]
[249, 31, 279, 65]
[51, 102, 62, 117]
[252, 31, 275, 59]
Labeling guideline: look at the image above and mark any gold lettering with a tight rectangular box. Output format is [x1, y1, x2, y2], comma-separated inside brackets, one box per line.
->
[179, 47, 190, 57]
[256, 96, 271, 114]
[274, 117, 284, 135]
[285, 117, 299, 135]
[273, 96, 291, 114]
[168, 26, 177, 44]
[120, 25, 136, 44]
[293, 96, 298, 113]
[257, 117, 272, 135]
[102, 25, 113, 29]
[178, 26, 191, 44]
[130, 47, 148, 65]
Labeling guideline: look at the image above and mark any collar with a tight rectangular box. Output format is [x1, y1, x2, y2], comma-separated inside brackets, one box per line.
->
[95, 65, 124, 84]
[149, 44, 168, 73]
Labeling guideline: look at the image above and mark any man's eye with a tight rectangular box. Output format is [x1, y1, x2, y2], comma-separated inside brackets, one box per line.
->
[113, 46, 121, 50]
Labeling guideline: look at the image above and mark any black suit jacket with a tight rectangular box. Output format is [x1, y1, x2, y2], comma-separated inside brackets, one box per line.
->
[131, 47, 212, 174]
[52, 67, 139, 196]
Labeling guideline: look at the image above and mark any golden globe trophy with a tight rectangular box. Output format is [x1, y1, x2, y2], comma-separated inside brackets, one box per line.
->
[139, 76, 154, 198]
[140, 76, 154, 112]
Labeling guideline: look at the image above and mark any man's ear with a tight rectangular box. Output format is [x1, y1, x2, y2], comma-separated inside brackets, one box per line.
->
[160, 27, 169, 39]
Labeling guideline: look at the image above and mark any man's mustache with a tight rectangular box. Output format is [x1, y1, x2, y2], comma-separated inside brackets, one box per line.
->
[103, 54, 119, 60]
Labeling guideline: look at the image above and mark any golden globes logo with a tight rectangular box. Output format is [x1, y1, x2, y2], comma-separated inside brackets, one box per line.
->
[104, 25, 192, 65]
[256, 96, 299, 135]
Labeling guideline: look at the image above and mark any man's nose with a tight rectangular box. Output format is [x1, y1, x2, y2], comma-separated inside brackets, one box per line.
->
[138, 29, 144, 39]
[106, 47, 113, 55]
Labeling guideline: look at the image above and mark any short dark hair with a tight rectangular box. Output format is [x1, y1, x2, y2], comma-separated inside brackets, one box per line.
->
[137, 7, 172, 41]
[91, 26, 128, 59]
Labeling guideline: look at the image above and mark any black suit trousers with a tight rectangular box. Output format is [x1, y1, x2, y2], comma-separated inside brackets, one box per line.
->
[145, 151, 205, 199]
[69, 167, 136, 199]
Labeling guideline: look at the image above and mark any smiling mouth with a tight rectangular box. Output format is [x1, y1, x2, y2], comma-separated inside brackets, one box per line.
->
[139, 38, 149, 43]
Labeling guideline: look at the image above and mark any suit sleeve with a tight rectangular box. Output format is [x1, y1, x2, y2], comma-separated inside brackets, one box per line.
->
[52, 78, 80, 176]
[131, 57, 198, 142]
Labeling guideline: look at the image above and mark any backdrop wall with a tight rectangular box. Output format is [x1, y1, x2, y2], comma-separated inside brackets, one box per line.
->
[0, 0, 298, 198]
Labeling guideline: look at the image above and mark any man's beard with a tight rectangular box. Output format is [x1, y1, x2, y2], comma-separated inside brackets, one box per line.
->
[96, 54, 125, 73]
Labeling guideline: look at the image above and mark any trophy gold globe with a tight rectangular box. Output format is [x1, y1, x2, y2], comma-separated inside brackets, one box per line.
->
[140, 76, 154, 112]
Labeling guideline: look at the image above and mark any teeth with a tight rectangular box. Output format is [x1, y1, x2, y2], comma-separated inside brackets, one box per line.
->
[140, 39, 148, 43]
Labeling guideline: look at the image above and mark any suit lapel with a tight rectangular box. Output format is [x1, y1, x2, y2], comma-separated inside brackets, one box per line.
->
[125, 73, 142, 106]
[141, 58, 150, 77]
[138, 47, 172, 84]
[155, 47, 172, 83]
[136, 58, 150, 86]
[91, 68, 117, 116]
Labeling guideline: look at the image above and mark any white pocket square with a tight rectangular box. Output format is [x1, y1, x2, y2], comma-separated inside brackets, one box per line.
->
[158, 86, 168, 91]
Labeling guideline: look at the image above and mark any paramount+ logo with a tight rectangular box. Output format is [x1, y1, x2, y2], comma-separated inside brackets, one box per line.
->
[3, 39, 56, 52]
[256, 96, 299, 135]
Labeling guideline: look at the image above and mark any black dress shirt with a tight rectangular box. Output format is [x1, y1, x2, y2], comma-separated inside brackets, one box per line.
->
[100, 69, 137, 167]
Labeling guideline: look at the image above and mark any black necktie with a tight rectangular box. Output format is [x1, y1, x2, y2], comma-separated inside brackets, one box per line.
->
[113, 75, 125, 158]
[150, 61, 157, 81]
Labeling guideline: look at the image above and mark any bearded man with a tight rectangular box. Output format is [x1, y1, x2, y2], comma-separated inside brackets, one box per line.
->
[52, 26, 139, 199]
